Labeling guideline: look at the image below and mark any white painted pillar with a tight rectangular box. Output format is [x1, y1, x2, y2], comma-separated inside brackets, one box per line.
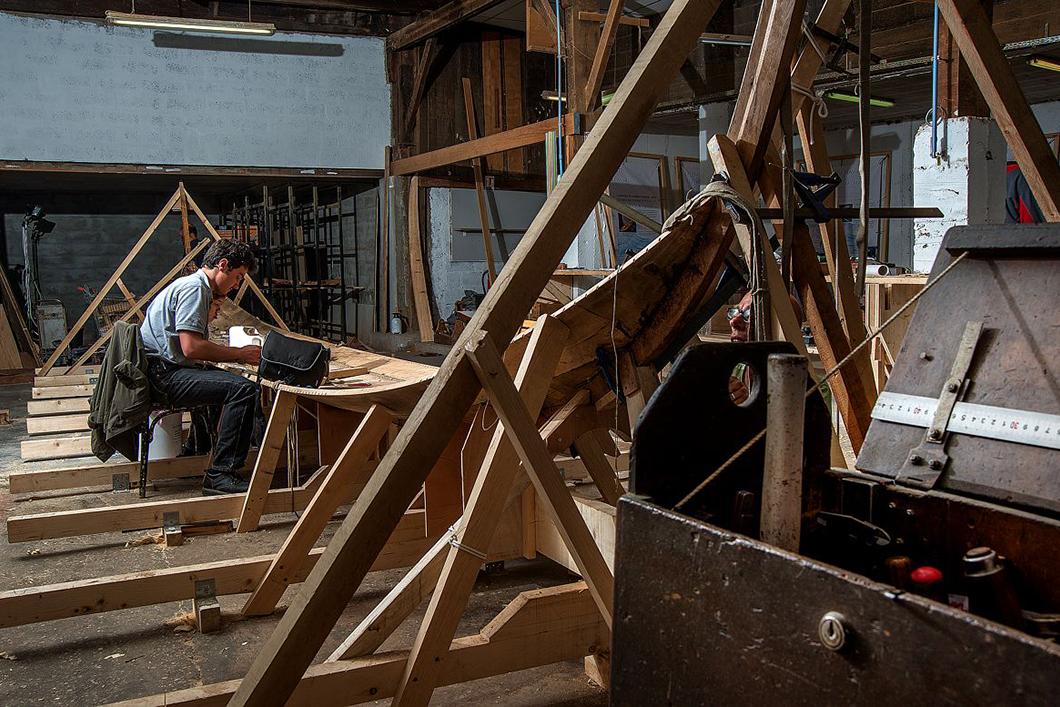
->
[699, 101, 735, 184]
[912, 117, 1006, 272]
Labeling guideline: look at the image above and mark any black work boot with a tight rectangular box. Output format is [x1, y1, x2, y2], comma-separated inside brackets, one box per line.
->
[202, 471, 250, 496]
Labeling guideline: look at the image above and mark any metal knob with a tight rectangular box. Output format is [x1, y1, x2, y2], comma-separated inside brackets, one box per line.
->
[818, 611, 848, 651]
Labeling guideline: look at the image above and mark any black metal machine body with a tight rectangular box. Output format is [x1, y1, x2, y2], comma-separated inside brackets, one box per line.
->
[613, 226, 1060, 704]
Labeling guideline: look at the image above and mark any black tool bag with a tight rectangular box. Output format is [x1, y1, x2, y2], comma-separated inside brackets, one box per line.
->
[257, 331, 330, 388]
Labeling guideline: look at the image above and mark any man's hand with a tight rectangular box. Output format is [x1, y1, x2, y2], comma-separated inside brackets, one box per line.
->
[239, 345, 262, 366]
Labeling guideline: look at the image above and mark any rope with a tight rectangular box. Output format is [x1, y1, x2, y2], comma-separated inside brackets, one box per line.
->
[674, 251, 969, 510]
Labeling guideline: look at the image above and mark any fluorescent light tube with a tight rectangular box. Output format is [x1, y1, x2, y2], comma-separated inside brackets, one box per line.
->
[105, 11, 276, 36]
[824, 90, 895, 108]
[1028, 56, 1060, 73]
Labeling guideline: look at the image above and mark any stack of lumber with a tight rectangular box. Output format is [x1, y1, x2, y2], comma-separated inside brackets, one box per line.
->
[22, 368, 101, 462]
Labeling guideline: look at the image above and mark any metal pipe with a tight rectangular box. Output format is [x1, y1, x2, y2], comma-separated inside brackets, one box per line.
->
[931, 0, 940, 158]
[760, 353, 807, 552]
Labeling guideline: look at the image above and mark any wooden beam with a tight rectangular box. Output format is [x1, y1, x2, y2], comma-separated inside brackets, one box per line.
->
[390, 113, 580, 177]
[39, 188, 181, 374]
[573, 432, 624, 505]
[111, 583, 605, 707]
[584, 0, 625, 109]
[462, 77, 498, 286]
[228, 3, 722, 702]
[32, 384, 94, 399]
[114, 279, 143, 323]
[34, 374, 97, 387]
[393, 316, 569, 705]
[936, 0, 1060, 221]
[578, 9, 649, 28]
[242, 405, 393, 616]
[466, 333, 613, 625]
[8, 454, 210, 494]
[237, 390, 299, 533]
[401, 37, 438, 145]
[178, 182, 192, 254]
[21, 435, 94, 462]
[26, 413, 90, 436]
[6, 465, 331, 543]
[407, 177, 435, 342]
[728, 0, 807, 179]
[327, 533, 450, 661]
[0, 511, 436, 630]
[706, 135, 808, 356]
[387, 0, 507, 51]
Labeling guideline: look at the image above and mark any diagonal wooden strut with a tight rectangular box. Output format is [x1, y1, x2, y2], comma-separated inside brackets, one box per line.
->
[40, 188, 182, 374]
[229, 3, 722, 703]
[242, 404, 393, 614]
[392, 315, 571, 705]
[466, 332, 614, 622]
[237, 390, 299, 533]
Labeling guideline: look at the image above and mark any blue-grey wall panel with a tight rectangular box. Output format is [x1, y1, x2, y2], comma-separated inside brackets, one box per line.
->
[0, 12, 390, 168]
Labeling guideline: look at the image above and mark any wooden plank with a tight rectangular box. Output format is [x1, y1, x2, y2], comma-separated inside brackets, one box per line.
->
[8, 454, 211, 494]
[462, 77, 498, 286]
[40, 188, 181, 374]
[502, 35, 526, 175]
[178, 182, 192, 254]
[26, 413, 89, 436]
[115, 279, 143, 323]
[242, 405, 393, 616]
[0, 307, 24, 369]
[407, 178, 435, 343]
[111, 583, 604, 707]
[386, 0, 507, 51]
[401, 37, 437, 145]
[936, 0, 1060, 221]
[21, 435, 94, 462]
[535, 493, 616, 574]
[466, 333, 613, 625]
[481, 32, 505, 173]
[6, 466, 334, 543]
[527, 0, 558, 54]
[237, 390, 298, 533]
[34, 374, 97, 387]
[0, 259, 39, 365]
[578, 9, 650, 27]
[573, 432, 623, 505]
[27, 397, 91, 416]
[393, 316, 569, 705]
[228, 3, 722, 702]
[390, 113, 580, 177]
[0, 511, 435, 630]
[327, 533, 450, 661]
[706, 135, 808, 355]
[31, 384, 93, 400]
[728, 0, 807, 178]
[584, 0, 625, 110]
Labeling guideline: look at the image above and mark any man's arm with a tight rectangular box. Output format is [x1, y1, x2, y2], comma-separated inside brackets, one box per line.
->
[179, 331, 261, 365]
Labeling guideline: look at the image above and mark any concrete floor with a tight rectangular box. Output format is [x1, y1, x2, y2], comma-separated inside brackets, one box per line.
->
[0, 383, 607, 705]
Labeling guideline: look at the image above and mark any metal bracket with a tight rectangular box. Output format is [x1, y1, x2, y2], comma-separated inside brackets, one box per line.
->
[896, 321, 984, 489]
[111, 473, 130, 492]
[194, 578, 221, 633]
[194, 578, 216, 602]
[163, 511, 181, 534]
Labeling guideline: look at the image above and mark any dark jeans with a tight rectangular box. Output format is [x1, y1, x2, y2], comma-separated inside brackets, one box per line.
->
[147, 358, 260, 476]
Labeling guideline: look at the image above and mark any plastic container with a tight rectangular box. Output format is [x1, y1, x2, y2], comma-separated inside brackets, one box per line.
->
[145, 411, 183, 460]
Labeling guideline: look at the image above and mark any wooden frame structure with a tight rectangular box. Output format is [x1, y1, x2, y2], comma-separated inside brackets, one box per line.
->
[12, 1, 1060, 705]
[37, 184, 288, 376]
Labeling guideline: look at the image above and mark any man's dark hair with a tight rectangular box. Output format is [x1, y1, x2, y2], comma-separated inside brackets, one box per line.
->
[202, 239, 257, 275]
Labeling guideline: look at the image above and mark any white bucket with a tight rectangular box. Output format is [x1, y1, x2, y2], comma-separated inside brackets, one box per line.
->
[145, 411, 183, 460]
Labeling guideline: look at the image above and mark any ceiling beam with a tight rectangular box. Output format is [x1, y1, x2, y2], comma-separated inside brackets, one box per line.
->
[386, 0, 507, 51]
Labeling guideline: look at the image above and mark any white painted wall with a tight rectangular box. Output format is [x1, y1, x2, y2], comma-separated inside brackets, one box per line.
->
[0, 11, 390, 168]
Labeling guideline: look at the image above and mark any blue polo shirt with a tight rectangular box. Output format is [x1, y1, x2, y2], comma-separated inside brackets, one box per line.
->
[140, 270, 212, 365]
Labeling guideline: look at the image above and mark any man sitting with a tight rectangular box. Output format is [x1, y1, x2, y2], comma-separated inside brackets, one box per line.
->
[140, 239, 263, 495]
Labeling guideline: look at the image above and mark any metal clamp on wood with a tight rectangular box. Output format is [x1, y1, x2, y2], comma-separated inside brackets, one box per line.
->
[447, 524, 487, 562]
[896, 321, 983, 490]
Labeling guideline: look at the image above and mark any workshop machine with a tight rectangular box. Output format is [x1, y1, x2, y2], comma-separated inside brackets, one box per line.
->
[612, 225, 1060, 705]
